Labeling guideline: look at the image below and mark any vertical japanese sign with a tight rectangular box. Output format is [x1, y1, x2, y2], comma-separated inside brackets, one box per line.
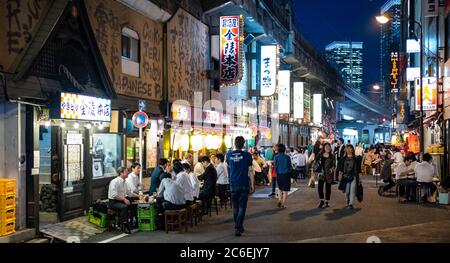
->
[293, 82, 304, 119]
[313, 94, 322, 124]
[278, 70, 291, 114]
[391, 52, 399, 90]
[220, 16, 243, 87]
[260, 45, 277, 96]
[415, 77, 437, 111]
[424, 0, 438, 17]
[397, 100, 406, 124]
[444, 77, 450, 120]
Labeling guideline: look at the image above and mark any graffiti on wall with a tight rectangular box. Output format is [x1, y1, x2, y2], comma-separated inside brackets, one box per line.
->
[0, 0, 50, 72]
[168, 8, 209, 103]
[85, 0, 163, 101]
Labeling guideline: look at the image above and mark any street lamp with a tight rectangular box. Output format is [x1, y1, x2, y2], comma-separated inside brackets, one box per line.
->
[373, 84, 381, 91]
[376, 14, 424, 159]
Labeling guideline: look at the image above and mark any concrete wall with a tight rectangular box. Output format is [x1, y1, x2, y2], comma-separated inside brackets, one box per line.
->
[0, 102, 26, 229]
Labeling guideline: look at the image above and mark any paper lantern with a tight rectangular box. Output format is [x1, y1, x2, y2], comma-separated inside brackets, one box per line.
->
[180, 134, 190, 151]
[191, 135, 203, 151]
[224, 135, 233, 148]
[171, 132, 181, 151]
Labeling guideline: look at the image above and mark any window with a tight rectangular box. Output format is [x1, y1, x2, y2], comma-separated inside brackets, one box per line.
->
[121, 27, 140, 77]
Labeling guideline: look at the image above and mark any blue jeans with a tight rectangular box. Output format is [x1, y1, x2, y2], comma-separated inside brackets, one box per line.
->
[230, 185, 249, 231]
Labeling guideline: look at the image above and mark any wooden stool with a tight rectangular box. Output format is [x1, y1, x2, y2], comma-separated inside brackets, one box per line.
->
[194, 201, 203, 224]
[164, 209, 188, 233]
[186, 204, 195, 228]
[107, 208, 119, 231]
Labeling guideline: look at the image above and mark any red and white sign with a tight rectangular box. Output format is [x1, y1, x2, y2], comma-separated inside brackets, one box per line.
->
[132, 111, 149, 129]
[220, 16, 242, 86]
[203, 110, 222, 124]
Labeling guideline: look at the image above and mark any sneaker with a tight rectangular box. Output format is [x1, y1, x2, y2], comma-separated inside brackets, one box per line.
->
[239, 228, 245, 233]
[347, 205, 354, 210]
[318, 200, 325, 208]
[268, 193, 275, 197]
[324, 202, 330, 208]
[235, 229, 242, 237]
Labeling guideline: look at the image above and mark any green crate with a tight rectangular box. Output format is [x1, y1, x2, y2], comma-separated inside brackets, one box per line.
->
[138, 217, 156, 231]
[87, 208, 109, 228]
[137, 204, 157, 219]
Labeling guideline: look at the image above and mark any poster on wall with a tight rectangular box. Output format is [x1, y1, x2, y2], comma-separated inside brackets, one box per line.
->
[415, 77, 437, 111]
[293, 82, 304, 119]
[260, 45, 277, 96]
[313, 94, 322, 124]
[278, 70, 291, 114]
[220, 16, 243, 87]
[92, 134, 121, 178]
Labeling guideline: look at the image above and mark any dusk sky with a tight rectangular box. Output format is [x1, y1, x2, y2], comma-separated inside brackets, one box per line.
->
[293, 0, 386, 89]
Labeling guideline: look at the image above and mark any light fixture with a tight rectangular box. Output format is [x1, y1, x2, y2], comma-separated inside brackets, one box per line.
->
[375, 15, 390, 24]
[73, 122, 79, 129]
[98, 123, 104, 130]
[44, 120, 51, 127]
[373, 84, 381, 90]
[85, 123, 92, 129]
[60, 121, 66, 128]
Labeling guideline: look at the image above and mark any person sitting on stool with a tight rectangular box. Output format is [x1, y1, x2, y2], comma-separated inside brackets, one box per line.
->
[156, 169, 186, 213]
[198, 156, 218, 215]
[411, 153, 438, 203]
[108, 167, 139, 233]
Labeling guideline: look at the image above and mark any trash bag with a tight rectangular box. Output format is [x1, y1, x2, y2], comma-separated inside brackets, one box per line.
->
[356, 183, 364, 202]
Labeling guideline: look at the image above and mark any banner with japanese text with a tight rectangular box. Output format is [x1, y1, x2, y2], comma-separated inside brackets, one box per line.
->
[220, 16, 242, 87]
[260, 45, 277, 96]
[415, 77, 437, 111]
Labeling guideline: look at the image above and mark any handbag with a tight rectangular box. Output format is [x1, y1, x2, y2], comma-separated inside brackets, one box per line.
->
[356, 183, 364, 202]
[308, 153, 315, 164]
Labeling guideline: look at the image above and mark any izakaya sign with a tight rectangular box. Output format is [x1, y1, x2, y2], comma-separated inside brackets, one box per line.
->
[293, 82, 304, 119]
[415, 77, 437, 111]
[391, 52, 399, 90]
[260, 45, 277, 96]
[220, 16, 243, 87]
[278, 70, 291, 114]
[60, 92, 111, 122]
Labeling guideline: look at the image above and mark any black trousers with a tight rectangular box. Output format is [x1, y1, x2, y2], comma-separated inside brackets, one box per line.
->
[408, 181, 437, 200]
[318, 180, 331, 201]
[217, 184, 229, 202]
[382, 178, 396, 192]
[109, 199, 129, 223]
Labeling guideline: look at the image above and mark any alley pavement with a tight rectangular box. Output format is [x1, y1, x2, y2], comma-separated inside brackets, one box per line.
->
[83, 176, 450, 243]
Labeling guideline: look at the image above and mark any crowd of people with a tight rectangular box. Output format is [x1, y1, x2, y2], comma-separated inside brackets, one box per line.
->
[106, 136, 439, 235]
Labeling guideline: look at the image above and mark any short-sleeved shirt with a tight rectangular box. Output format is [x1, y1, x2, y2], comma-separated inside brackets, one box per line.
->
[226, 150, 253, 187]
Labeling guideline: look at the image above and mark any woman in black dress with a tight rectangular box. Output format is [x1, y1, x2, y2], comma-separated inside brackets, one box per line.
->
[317, 143, 335, 208]
[274, 144, 293, 209]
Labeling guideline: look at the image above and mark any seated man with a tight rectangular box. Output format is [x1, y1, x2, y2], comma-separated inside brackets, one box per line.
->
[156, 171, 186, 213]
[395, 156, 416, 201]
[411, 153, 438, 203]
[198, 156, 218, 215]
[174, 161, 194, 206]
[149, 158, 169, 195]
[108, 167, 139, 233]
[378, 150, 395, 195]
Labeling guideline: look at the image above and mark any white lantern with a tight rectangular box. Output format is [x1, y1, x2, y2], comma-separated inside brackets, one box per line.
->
[205, 134, 215, 150]
[224, 135, 233, 148]
[180, 134, 190, 151]
[191, 135, 203, 151]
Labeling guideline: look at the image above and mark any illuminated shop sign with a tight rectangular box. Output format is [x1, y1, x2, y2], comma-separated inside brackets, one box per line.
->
[220, 16, 244, 87]
[60, 92, 111, 122]
[278, 70, 291, 114]
[260, 45, 277, 96]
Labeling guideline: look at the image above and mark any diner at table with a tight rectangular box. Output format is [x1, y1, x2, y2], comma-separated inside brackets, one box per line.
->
[395, 156, 416, 202]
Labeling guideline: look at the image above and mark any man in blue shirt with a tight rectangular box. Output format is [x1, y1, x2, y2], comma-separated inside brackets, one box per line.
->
[149, 158, 169, 194]
[226, 136, 255, 237]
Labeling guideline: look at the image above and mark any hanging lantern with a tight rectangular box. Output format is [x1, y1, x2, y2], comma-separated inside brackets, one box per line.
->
[224, 135, 233, 148]
[180, 134, 190, 151]
[191, 135, 203, 151]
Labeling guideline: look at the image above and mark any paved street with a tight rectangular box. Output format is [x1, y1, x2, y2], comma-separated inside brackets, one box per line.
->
[84, 176, 450, 243]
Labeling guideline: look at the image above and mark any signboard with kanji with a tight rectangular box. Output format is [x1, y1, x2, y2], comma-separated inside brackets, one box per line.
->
[260, 45, 277, 96]
[415, 77, 437, 111]
[391, 52, 399, 90]
[220, 16, 243, 87]
[59, 92, 111, 122]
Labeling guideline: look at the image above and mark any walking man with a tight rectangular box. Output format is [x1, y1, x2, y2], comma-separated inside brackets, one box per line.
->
[226, 136, 255, 237]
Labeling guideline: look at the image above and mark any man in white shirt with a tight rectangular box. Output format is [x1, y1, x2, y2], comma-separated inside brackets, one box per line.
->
[412, 153, 437, 202]
[108, 167, 137, 232]
[174, 162, 194, 204]
[182, 163, 200, 199]
[181, 153, 193, 167]
[393, 148, 404, 165]
[215, 153, 229, 205]
[157, 170, 186, 212]
[395, 156, 416, 201]
[126, 163, 141, 195]
[295, 148, 306, 179]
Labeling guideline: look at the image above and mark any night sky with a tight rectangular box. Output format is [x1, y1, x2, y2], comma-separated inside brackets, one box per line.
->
[293, 0, 386, 90]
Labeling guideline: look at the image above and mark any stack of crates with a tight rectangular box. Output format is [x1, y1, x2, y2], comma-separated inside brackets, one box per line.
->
[0, 179, 16, 237]
[87, 207, 109, 228]
[137, 204, 157, 231]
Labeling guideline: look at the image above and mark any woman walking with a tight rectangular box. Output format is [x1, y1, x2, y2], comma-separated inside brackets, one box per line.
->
[338, 144, 359, 209]
[274, 144, 292, 209]
[317, 143, 335, 208]
[308, 141, 322, 188]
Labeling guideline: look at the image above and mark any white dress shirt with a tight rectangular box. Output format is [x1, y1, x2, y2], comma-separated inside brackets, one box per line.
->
[175, 171, 194, 201]
[414, 162, 435, 183]
[393, 152, 404, 164]
[108, 176, 132, 200]
[158, 178, 186, 205]
[216, 162, 229, 185]
[395, 163, 412, 180]
[187, 172, 200, 198]
[126, 172, 139, 194]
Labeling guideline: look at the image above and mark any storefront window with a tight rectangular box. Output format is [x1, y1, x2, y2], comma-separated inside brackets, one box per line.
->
[92, 134, 122, 178]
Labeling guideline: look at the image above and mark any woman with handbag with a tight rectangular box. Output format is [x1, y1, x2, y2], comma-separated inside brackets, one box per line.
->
[338, 144, 359, 209]
[307, 141, 322, 188]
[317, 143, 335, 208]
[274, 144, 292, 209]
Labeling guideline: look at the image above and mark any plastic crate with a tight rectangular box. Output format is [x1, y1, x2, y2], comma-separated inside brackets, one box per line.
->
[87, 208, 109, 228]
[0, 179, 15, 196]
[0, 194, 15, 209]
[138, 217, 156, 231]
[0, 218, 15, 236]
[137, 204, 157, 219]
[0, 208, 15, 222]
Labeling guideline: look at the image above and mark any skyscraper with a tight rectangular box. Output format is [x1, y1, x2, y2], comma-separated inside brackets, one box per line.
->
[325, 41, 364, 92]
[380, 0, 400, 106]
